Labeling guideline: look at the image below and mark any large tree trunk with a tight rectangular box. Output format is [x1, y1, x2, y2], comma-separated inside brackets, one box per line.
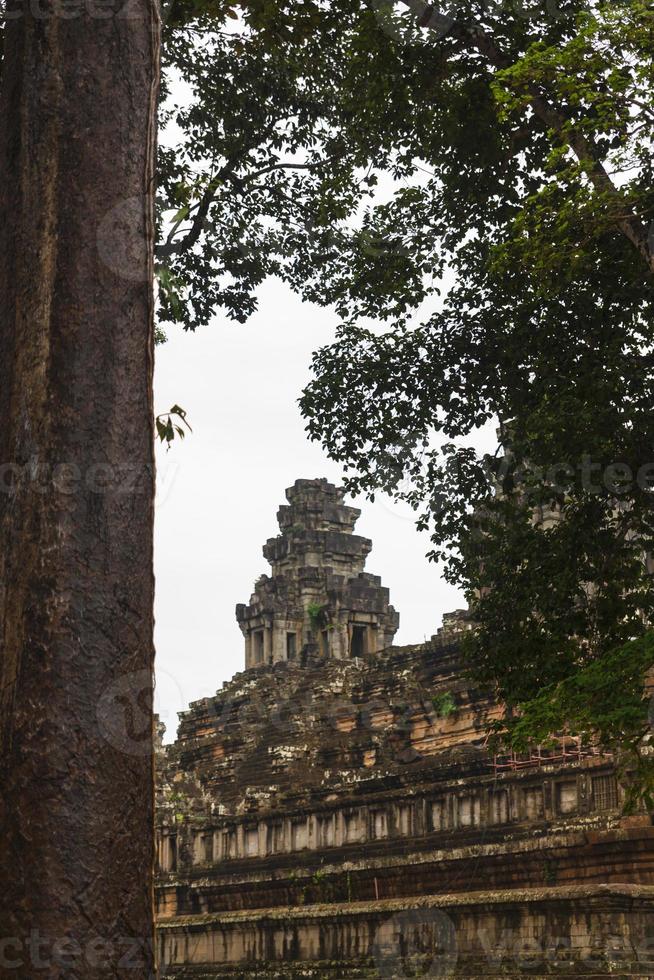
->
[0, 3, 159, 977]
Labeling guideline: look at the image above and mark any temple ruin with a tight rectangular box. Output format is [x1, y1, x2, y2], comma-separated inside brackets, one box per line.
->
[155, 479, 654, 978]
[236, 479, 399, 666]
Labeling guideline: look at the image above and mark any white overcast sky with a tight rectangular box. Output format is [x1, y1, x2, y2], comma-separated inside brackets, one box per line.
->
[152, 278, 495, 741]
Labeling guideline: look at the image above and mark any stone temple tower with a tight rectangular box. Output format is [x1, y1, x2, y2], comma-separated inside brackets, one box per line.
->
[236, 478, 399, 668]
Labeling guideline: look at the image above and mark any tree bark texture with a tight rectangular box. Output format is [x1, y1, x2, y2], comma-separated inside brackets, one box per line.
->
[0, 2, 159, 976]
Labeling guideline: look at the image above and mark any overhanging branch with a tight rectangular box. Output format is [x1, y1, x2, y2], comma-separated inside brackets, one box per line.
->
[398, 0, 653, 274]
[157, 157, 338, 259]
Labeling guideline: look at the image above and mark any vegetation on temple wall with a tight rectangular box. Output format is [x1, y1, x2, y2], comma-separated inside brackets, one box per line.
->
[431, 692, 456, 719]
[503, 634, 654, 811]
[307, 602, 332, 632]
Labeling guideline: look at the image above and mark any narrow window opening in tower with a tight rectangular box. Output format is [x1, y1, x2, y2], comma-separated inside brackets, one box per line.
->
[321, 629, 329, 657]
[286, 632, 297, 661]
[350, 625, 367, 658]
[253, 630, 264, 664]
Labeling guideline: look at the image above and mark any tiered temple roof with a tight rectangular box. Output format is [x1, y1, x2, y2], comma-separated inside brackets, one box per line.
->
[236, 479, 399, 667]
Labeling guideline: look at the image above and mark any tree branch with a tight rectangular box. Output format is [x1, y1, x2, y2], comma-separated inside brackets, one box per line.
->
[243, 159, 333, 181]
[156, 152, 242, 259]
[400, 0, 653, 274]
[156, 157, 335, 258]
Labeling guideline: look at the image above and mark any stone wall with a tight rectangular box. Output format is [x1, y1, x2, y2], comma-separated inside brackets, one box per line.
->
[155, 638, 654, 976]
[156, 479, 654, 978]
[158, 886, 654, 978]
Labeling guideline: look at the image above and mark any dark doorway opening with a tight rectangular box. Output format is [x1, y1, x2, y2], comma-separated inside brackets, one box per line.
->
[350, 625, 367, 658]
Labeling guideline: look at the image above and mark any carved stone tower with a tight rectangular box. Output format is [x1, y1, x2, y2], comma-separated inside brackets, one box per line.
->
[236, 478, 399, 668]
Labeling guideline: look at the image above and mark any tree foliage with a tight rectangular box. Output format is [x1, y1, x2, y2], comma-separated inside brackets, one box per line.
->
[295, 1, 653, 797]
[157, 0, 416, 326]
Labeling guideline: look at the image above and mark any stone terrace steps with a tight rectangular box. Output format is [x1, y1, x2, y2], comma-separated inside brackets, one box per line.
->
[162, 642, 497, 812]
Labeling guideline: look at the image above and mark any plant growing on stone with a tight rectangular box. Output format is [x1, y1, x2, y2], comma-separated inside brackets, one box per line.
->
[432, 692, 456, 719]
[307, 602, 330, 633]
